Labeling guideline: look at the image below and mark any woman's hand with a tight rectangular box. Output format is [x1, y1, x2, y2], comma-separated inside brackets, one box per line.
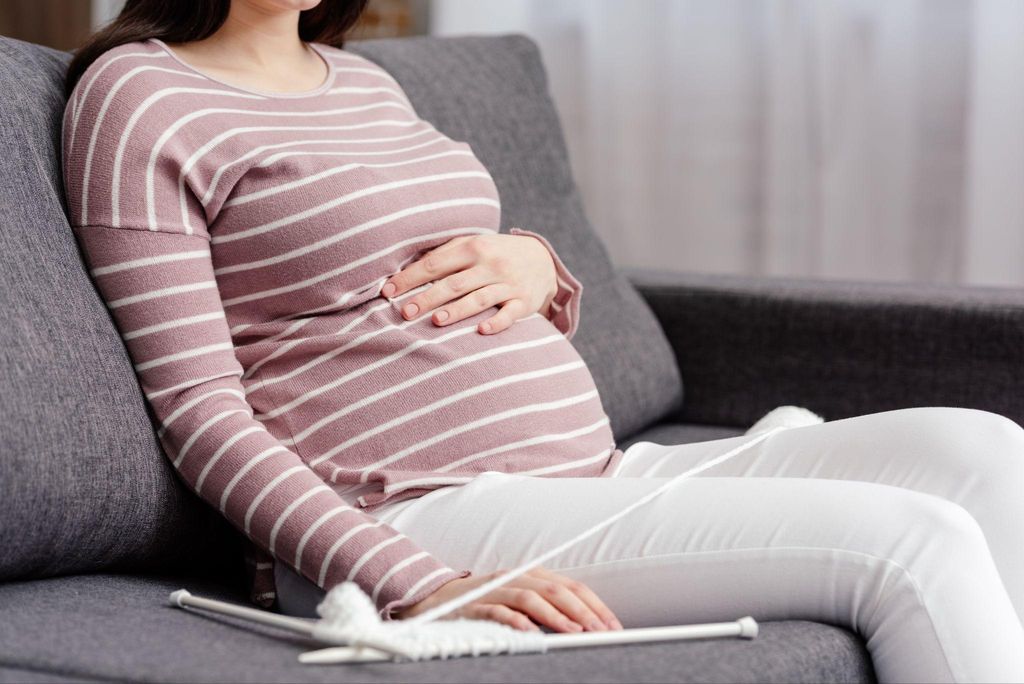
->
[393, 566, 624, 632]
[380, 234, 559, 335]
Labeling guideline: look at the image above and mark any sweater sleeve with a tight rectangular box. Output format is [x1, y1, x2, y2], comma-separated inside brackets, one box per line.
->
[510, 227, 584, 340]
[69, 224, 471, 617]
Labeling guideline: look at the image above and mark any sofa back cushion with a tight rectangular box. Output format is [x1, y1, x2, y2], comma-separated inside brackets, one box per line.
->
[0, 36, 240, 583]
[0, 33, 680, 583]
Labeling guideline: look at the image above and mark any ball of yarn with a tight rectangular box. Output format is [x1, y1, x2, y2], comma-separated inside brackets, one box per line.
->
[316, 581, 382, 632]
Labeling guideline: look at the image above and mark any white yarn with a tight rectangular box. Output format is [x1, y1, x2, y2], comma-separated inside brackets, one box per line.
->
[312, 407, 820, 661]
[313, 581, 546, 661]
[746, 405, 823, 435]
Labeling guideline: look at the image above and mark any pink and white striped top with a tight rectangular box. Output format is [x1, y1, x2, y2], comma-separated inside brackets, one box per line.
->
[61, 38, 623, 617]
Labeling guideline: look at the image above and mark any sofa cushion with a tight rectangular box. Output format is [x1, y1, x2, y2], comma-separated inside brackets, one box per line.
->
[348, 35, 683, 440]
[0, 36, 241, 584]
[0, 573, 875, 683]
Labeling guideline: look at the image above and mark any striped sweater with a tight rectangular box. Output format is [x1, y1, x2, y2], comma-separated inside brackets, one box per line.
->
[61, 38, 624, 618]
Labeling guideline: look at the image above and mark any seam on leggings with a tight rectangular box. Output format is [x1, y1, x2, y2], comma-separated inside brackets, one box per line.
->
[553, 544, 958, 681]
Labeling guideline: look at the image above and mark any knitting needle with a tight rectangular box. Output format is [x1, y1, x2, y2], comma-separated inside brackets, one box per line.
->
[298, 616, 759, 664]
[168, 589, 415, 660]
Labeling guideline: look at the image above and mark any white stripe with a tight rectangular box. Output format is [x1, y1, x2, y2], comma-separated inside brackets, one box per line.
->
[326, 85, 408, 100]
[194, 426, 265, 495]
[243, 465, 310, 535]
[219, 201, 499, 307]
[307, 357, 582, 464]
[517, 448, 614, 477]
[370, 552, 430, 605]
[398, 568, 452, 606]
[250, 561, 273, 570]
[295, 506, 352, 572]
[257, 324, 479, 419]
[173, 408, 250, 467]
[355, 390, 600, 479]
[80, 66, 206, 224]
[169, 102, 414, 231]
[123, 311, 225, 341]
[222, 150, 474, 210]
[316, 521, 387, 587]
[146, 371, 239, 401]
[91, 249, 209, 276]
[436, 417, 611, 473]
[157, 387, 246, 436]
[107, 280, 217, 309]
[253, 298, 530, 394]
[68, 52, 168, 191]
[268, 485, 333, 555]
[176, 102, 415, 229]
[240, 297, 395, 382]
[333, 66, 402, 86]
[219, 446, 291, 512]
[216, 180, 492, 246]
[248, 257, 433, 328]
[236, 319, 315, 379]
[202, 130, 438, 207]
[345, 535, 406, 581]
[113, 87, 264, 228]
[254, 592, 276, 601]
[134, 342, 233, 372]
[214, 206, 485, 275]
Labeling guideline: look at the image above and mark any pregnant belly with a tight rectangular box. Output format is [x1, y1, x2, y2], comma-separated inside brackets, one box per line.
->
[252, 297, 617, 506]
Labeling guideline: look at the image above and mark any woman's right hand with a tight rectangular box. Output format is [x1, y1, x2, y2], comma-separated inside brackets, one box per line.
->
[393, 566, 624, 632]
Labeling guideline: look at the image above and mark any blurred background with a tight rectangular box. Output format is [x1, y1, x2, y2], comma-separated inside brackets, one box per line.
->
[4, 0, 1023, 287]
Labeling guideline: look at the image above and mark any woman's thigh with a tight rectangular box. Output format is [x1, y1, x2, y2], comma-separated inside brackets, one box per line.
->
[384, 470, 1024, 683]
[617, 406, 1024, 617]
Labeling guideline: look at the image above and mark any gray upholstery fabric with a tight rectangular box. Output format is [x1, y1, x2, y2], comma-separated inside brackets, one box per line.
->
[628, 268, 1024, 428]
[0, 574, 875, 683]
[348, 36, 683, 440]
[0, 36, 241, 582]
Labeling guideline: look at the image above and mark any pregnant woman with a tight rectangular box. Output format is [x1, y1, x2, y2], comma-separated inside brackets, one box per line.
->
[62, 1, 1024, 681]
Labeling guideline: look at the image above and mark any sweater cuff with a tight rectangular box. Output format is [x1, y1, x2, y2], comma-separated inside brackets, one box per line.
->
[509, 227, 584, 340]
[379, 567, 474, 621]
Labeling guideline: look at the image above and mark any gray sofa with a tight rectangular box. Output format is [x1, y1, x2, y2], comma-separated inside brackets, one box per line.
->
[4, 29, 1022, 683]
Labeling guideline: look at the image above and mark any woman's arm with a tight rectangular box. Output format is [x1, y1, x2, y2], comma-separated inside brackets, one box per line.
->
[69, 223, 470, 616]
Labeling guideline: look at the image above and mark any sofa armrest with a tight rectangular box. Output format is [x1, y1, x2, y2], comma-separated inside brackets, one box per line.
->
[624, 268, 1024, 428]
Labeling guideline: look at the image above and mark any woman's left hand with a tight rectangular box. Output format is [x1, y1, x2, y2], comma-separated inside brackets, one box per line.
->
[381, 233, 559, 335]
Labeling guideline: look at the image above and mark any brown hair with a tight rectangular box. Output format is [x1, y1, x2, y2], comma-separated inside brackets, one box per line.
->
[65, 0, 369, 96]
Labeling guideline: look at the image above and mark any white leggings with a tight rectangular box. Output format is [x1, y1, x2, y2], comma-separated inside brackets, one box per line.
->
[274, 407, 1024, 683]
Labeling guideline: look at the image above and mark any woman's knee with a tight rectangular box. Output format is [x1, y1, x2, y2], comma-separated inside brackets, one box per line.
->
[884, 407, 1024, 479]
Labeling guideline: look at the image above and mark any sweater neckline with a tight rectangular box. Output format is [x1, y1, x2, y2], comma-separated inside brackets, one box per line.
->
[147, 38, 337, 99]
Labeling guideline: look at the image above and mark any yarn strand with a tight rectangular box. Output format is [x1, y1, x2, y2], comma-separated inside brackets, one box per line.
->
[401, 426, 786, 627]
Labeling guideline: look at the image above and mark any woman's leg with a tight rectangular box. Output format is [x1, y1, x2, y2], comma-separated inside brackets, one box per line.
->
[614, 406, 1024, 624]
[371, 469, 1024, 682]
[276, 466, 1024, 682]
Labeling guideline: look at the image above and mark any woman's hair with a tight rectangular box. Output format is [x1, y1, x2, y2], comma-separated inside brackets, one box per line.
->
[65, 0, 370, 96]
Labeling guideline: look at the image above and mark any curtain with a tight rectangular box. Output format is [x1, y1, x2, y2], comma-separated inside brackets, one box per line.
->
[431, 0, 1024, 286]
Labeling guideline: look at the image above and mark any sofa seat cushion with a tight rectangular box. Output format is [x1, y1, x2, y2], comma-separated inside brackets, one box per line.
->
[0, 573, 874, 683]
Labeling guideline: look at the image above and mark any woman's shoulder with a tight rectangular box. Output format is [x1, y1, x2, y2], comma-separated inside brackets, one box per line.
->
[70, 39, 172, 104]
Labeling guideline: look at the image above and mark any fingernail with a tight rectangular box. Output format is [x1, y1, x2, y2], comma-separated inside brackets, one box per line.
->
[611, 618, 624, 630]
[435, 309, 449, 322]
[403, 303, 418, 318]
[565, 621, 583, 632]
[382, 282, 396, 297]
[588, 620, 606, 632]
[480, 322, 491, 333]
